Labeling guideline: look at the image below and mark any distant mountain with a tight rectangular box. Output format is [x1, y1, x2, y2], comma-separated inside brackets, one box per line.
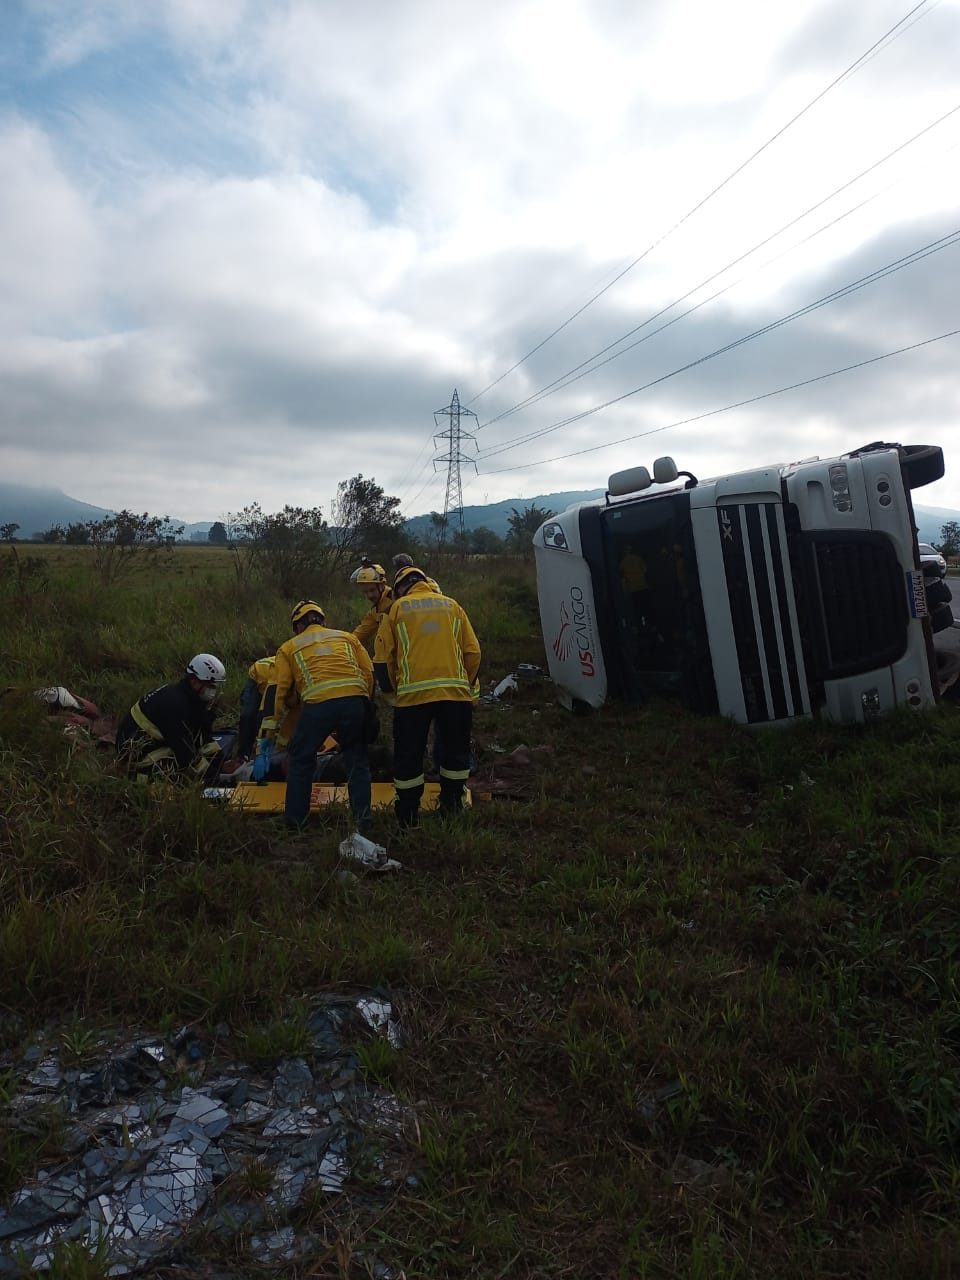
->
[0, 484, 200, 540]
[912, 506, 960, 547]
[182, 522, 214, 541]
[404, 490, 606, 540]
[405, 493, 958, 548]
[2, 480, 955, 548]
[0, 483, 114, 538]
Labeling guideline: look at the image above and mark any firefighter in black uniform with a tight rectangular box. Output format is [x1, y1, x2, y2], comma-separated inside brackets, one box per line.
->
[116, 653, 227, 780]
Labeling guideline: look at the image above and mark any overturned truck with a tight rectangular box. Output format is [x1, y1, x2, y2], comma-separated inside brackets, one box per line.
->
[535, 442, 951, 725]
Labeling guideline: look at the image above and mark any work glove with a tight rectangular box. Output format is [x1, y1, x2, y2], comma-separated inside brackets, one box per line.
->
[251, 738, 273, 784]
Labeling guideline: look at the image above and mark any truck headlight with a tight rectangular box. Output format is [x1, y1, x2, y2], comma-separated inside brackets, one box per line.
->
[829, 463, 852, 513]
[542, 523, 568, 551]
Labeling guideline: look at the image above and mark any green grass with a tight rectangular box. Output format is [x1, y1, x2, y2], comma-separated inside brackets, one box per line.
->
[1, 545, 959, 1276]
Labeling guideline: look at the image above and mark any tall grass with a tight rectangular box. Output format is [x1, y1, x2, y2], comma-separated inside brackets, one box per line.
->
[1, 545, 959, 1277]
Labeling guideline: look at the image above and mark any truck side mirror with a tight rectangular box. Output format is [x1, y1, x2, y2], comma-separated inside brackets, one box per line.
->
[652, 456, 679, 484]
[608, 466, 651, 496]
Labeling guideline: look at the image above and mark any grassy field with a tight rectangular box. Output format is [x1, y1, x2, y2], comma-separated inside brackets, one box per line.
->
[1, 545, 959, 1278]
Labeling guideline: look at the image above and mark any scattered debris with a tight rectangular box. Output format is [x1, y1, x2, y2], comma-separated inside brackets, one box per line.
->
[490, 674, 519, 699]
[338, 833, 402, 874]
[634, 1079, 683, 1133]
[479, 663, 549, 703]
[468, 743, 555, 799]
[670, 1154, 736, 1192]
[0, 994, 411, 1275]
[356, 996, 404, 1048]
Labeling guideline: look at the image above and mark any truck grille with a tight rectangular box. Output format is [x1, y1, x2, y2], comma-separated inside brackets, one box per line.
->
[718, 502, 809, 723]
[801, 534, 908, 678]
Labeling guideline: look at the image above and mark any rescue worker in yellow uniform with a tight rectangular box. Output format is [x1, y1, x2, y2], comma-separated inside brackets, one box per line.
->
[116, 653, 226, 781]
[237, 654, 303, 770]
[237, 656, 275, 759]
[352, 561, 393, 653]
[375, 566, 481, 827]
[254, 600, 375, 829]
[392, 552, 441, 593]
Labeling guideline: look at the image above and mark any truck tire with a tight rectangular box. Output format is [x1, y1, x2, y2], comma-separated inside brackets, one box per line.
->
[925, 578, 952, 608]
[900, 445, 944, 489]
[930, 601, 954, 634]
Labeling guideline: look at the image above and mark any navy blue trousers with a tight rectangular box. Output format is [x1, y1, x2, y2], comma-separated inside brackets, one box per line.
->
[285, 697, 371, 828]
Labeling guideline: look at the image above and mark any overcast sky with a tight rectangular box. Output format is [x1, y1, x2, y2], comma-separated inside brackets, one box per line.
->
[2, 0, 959, 523]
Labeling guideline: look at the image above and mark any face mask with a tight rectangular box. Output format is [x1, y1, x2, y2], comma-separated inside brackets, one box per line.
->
[200, 685, 218, 705]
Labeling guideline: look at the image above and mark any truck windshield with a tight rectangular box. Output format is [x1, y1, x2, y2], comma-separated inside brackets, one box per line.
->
[600, 491, 716, 710]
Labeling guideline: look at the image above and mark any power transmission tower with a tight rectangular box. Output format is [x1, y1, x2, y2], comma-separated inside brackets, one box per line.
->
[433, 389, 478, 548]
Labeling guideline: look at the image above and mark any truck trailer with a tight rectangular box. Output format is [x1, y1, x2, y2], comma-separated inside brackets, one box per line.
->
[534, 442, 951, 725]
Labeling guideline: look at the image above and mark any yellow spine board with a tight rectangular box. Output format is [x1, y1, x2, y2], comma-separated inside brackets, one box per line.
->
[229, 781, 472, 813]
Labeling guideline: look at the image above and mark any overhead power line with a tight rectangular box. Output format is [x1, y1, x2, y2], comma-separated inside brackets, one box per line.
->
[394, 429, 442, 509]
[476, 226, 960, 463]
[478, 326, 960, 476]
[476, 102, 960, 434]
[401, 469, 445, 519]
[464, 0, 933, 408]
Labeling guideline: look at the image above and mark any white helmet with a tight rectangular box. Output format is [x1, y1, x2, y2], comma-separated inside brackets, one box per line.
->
[186, 653, 226, 687]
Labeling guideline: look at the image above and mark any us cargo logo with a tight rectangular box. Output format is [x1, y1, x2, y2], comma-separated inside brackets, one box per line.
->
[553, 601, 575, 660]
[552, 587, 596, 677]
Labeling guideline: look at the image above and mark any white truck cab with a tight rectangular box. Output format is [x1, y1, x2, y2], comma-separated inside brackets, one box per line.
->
[535, 442, 948, 725]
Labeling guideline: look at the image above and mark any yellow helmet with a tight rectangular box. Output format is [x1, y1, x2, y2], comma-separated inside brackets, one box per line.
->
[393, 565, 427, 593]
[355, 564, 386, 585]
[290, 599, 325, 627]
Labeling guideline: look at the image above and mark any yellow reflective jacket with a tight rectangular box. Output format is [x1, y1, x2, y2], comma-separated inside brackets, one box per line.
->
[248, 657, 275, 695]
[353, 588, 393, 651]
[249, 655, 301, 748]
[262, 624, 374, 742]
[375, 581, 481, 706]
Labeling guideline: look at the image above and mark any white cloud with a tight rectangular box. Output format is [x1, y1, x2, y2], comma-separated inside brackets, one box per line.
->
[1, 0, 959, 522]
[0, 119, 104, 330]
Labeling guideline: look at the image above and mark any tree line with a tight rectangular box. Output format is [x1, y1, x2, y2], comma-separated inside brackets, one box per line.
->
[5, 505, 957, 561]
[0, 477, 554, 596]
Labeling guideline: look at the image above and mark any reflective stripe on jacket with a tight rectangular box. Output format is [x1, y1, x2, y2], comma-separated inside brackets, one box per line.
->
[265, 624, 374, 740]
[115, 677, 213, 770]
[375, 582, 481, 706]
[130, 700, 164, 740]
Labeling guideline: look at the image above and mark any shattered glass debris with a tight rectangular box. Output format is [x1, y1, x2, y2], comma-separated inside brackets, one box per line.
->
[357, 996, 404, 1049]
[26, 1054, 62, 1090]
[0, 993, 411, 1275]
[250, 1224, 300, 1263]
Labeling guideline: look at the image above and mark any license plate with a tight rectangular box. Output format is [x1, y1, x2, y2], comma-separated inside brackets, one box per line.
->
[907, 569, 928, 619]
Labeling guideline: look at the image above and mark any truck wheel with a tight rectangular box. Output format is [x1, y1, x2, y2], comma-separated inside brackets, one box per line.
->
[930, 601, 955, 634]
[900, 445, 944, 489]
[925, 579, 952, 608]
